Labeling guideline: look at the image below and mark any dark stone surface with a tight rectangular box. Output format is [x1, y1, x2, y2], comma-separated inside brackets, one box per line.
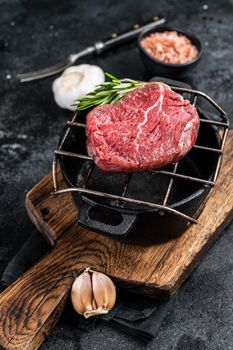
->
[0, 0, 232, 349]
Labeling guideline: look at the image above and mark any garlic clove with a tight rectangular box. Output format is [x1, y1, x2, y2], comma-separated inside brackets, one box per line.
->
[71, 271, 93, 316]
[92, 271, 116, 312]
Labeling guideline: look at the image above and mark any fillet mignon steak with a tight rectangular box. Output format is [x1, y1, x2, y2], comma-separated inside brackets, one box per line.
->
[86, 82, 200, 172]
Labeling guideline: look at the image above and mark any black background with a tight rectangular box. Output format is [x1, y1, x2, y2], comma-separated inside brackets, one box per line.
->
[0, 0, 233, 349]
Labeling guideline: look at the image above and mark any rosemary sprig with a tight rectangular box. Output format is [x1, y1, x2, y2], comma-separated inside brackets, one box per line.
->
[75, 72, 146, 111]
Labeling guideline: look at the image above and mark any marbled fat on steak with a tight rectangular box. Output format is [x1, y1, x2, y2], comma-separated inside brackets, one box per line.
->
[86, 82, 200, 172]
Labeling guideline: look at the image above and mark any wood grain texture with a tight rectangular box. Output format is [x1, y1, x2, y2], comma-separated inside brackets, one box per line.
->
[0, 131, 232, 350]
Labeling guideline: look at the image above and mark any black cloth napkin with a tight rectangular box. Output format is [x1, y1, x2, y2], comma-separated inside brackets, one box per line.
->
[99, 290, 174, 342]
[0, 233, 174, 342]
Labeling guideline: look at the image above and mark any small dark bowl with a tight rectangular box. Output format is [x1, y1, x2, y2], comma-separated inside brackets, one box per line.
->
[138, 27, 202, 78]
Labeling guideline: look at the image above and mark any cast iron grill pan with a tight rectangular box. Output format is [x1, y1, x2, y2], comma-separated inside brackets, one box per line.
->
[53, 78, 229, 244]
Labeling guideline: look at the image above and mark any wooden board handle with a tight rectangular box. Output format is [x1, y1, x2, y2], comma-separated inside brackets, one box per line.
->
[0, 229, 82, 350]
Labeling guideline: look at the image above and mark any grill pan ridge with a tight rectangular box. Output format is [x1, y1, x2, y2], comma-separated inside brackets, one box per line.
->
[52, 78, 229, 244]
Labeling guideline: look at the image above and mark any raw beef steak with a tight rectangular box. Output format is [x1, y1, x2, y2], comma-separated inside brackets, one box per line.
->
[86, 82, 200, 172]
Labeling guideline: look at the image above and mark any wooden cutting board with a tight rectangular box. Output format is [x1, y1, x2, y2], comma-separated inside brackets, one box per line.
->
[0, 131, 232, 350]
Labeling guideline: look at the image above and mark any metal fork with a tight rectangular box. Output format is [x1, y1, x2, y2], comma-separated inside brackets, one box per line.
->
[17, 17, 166, 82]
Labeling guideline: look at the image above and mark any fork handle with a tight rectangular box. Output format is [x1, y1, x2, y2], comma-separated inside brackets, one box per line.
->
[93, 17, 166, 54]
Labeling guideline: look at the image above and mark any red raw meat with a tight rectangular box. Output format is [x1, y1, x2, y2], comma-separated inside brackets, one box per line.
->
[86, 82, 200, 172]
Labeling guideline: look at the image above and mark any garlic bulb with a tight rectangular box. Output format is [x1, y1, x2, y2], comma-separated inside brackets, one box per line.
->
[52, 64, 105, 111]
[71, 268, 116, 318]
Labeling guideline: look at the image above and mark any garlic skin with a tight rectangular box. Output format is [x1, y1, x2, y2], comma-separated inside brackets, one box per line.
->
[71, 268, 116, 319]
[52, 64, 105, 111]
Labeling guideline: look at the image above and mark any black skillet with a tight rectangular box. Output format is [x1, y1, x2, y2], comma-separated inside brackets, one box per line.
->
[59, 78, 220, 244]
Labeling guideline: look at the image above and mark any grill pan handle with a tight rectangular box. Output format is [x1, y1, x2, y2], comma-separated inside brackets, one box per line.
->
[78, 197, 137, 237]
